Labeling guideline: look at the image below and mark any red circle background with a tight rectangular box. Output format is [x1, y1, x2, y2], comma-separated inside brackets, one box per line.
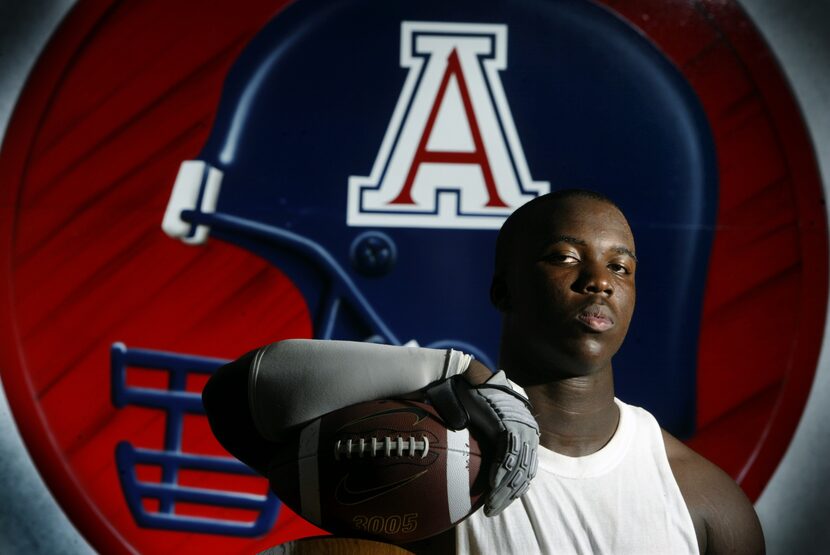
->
[0, 0, 824, 553]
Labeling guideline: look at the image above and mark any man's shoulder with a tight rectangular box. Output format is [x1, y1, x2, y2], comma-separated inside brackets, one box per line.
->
[661, 429, 765, 554]
[660, 429, 729, 485]
[660, 430, 737, 520]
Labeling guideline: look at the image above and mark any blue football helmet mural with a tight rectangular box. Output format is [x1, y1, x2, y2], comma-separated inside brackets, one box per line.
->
[160, 0, 717, 430]
[114, 0, 717, 534]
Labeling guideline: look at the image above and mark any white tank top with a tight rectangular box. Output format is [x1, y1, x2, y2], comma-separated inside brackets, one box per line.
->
[455, 399, 699, 554]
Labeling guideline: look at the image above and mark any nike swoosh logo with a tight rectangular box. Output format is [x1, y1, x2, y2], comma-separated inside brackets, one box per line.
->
[335, 406, 431, 433]
[334, 469, 429, 506]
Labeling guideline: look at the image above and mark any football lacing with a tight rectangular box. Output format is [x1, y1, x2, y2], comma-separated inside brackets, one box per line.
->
[334, 435, 430, 460]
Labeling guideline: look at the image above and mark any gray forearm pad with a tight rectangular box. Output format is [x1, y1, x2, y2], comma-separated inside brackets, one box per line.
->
[249, 339, 472, 439]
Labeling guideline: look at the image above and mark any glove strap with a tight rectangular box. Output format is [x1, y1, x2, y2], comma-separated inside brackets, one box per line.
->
[477, 370, 534, 411]
[425, 376, 470, 430]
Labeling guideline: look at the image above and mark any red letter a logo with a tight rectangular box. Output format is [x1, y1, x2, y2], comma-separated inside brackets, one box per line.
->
[348, 22, 549, 230]
[389, 49, 507, 208]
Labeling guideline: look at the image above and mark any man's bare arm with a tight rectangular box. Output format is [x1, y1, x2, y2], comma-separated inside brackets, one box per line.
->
[663, 431, 765, 555]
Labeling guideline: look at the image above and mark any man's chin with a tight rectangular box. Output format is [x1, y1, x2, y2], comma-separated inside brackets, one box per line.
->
[505, 339, 616, 383]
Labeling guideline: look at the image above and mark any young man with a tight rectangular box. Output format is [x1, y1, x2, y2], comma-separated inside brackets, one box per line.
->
[204, 190, 764, 554]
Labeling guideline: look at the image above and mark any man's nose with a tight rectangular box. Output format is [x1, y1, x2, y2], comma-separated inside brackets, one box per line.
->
[579, 262, 613, 296]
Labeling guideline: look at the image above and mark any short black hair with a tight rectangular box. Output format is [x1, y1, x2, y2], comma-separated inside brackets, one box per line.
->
[493, 188, 622, 278]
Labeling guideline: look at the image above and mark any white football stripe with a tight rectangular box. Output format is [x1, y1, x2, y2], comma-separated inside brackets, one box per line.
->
[446, 428, 472, 523]
[298, 419, 322, 524]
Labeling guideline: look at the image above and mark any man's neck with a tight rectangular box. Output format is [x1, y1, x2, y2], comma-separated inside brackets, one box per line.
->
[523, 366, 619, 457]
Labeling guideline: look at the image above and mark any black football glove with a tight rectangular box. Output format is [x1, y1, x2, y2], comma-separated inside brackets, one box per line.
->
[426, 371, 540, 516]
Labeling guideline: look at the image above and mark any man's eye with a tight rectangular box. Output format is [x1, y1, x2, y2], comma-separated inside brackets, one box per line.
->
[545, 254, 578, 264]
[609, 263, 630, 274]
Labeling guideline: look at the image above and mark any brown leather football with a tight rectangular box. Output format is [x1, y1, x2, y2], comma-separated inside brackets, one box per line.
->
[268, 399, 487, 544]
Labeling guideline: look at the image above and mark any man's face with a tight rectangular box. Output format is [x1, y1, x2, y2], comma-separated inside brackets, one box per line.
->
[497, 196, 637, 377]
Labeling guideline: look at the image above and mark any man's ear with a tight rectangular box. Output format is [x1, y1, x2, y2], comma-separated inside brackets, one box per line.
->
[490, 275, 510, 312]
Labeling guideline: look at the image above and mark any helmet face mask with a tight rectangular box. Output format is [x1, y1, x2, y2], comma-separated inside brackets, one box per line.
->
[110, 343, 280, 536]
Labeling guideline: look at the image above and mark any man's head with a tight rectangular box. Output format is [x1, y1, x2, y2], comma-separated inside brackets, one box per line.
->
[491, 190, 637, 382]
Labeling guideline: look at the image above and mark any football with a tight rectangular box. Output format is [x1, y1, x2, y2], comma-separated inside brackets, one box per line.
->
[268, 399, 488, 544]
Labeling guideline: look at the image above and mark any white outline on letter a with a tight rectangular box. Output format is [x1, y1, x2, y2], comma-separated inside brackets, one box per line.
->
[347, 21, 549, 230]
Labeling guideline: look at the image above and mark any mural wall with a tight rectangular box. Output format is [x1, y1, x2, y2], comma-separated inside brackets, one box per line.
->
[0, 0, 828, 553]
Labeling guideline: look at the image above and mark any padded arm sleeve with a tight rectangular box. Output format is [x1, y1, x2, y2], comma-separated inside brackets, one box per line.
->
[248, 339, 472, 440]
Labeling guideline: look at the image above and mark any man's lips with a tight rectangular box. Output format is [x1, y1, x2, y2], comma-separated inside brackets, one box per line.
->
[576, 304, 615, 332]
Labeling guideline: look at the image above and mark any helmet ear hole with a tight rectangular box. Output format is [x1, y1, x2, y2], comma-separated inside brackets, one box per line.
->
[350, 232, 398, 277]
